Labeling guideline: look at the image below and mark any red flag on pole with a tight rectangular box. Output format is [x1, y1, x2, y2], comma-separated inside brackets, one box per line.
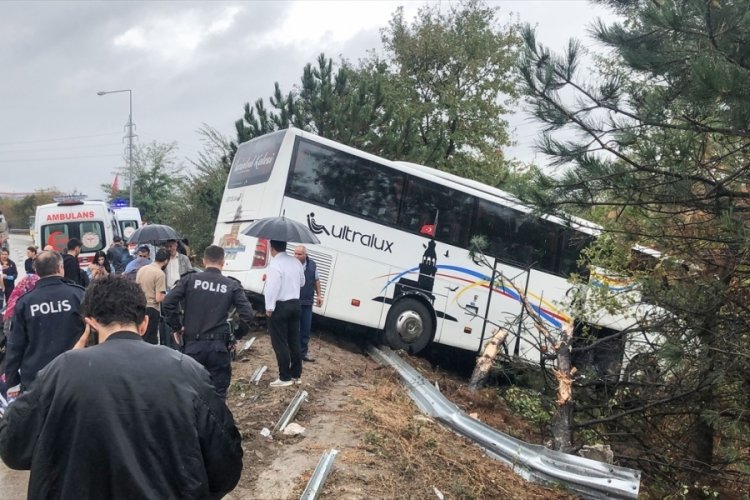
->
[112, 175, 119, 193]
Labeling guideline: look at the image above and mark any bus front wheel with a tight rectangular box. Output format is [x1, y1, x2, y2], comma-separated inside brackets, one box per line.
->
[383, 299, 434, 354]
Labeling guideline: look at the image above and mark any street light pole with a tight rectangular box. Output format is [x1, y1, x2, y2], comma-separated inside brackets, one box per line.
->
[97, 89, 135, 207]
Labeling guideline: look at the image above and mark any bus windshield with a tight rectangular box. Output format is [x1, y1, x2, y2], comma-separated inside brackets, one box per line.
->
[227, 130, 286, 189]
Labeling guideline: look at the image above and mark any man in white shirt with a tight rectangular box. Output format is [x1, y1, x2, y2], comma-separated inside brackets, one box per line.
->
[264, 240, 305, 387]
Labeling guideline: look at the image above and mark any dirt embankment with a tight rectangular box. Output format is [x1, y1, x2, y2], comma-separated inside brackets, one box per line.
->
[225, 328, 571, 499]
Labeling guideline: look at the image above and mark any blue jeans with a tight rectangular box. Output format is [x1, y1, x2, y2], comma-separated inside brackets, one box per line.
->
[299, 304, 313, 358]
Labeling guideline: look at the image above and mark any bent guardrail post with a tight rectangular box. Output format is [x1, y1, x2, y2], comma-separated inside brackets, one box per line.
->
[367, 344, 641, 499]
[238, 337, 256, 355]
[273, 390, 308, 434]
[300, 449, 339, 500]
[250, 365, 267, 385]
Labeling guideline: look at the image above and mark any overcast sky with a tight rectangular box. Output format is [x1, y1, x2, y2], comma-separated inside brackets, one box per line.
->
[0, 1, 613, 199]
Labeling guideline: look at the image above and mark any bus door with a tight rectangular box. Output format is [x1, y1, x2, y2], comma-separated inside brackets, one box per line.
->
[475, 260, 530, 356]
[427, 283, 450, 344]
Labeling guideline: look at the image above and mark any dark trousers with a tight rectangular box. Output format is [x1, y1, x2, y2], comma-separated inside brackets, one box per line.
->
[300, 304, 313, 358]
[184, 341, 231, 398]
[144, 307, 160, 345]
[159, 316, 173, 348]
[269, 299, 302, 381]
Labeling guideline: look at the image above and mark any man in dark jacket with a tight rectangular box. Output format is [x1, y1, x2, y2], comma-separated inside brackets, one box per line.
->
[107, 235, 132, 275]
[0, 275, 243, 499]
[4, 250, 84, 396]
[164, 245, 254, 398]
[62, 238, 88, 287]
[294, 245, 323, 362]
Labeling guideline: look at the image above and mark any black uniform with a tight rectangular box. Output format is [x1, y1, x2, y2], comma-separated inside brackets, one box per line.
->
[62, 253, 88, 287]
[163, 267, 254, 398]
[5, 276, 85, 390]
[0, 331, 243, 499]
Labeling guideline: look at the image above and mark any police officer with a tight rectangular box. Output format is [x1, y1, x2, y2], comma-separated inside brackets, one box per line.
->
[163, 245, 254, 398]
[5, 251, 85, 398]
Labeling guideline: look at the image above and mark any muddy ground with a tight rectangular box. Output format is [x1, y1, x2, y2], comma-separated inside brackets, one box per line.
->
[224, 326, 570, 500]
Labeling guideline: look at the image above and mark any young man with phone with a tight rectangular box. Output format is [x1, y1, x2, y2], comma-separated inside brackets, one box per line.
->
[0, 276, 243, 499]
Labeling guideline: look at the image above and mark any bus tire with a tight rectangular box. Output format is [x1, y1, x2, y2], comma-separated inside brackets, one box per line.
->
[383, 298, 434, 354]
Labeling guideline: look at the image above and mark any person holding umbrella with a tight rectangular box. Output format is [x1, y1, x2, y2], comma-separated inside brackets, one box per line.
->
[240, 215, 320, 387]
[264, 240, 306, 387]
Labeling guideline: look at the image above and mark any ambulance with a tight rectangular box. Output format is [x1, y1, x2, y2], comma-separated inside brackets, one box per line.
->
[113, 206, 143, 253]
[35, 195, 123, 267]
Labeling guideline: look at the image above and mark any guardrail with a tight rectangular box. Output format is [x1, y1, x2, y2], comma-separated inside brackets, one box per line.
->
[367, 345, 641, 499]
[273, 390, 308, 434]
[300, 449, 339, 500]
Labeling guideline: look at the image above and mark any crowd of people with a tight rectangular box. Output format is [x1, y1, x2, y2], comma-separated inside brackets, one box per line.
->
[0, 229, 325, 497]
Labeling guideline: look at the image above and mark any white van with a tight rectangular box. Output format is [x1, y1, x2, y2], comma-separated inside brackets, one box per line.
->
[113, 206, 143, 253]
[35, 197, 122, 267]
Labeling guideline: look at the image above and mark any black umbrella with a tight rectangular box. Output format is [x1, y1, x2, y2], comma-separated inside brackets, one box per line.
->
[241, 216, 320, 244]
[127, 224, 182, 245]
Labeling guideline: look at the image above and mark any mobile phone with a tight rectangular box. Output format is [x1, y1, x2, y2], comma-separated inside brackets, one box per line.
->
[88, 327, 99, 346]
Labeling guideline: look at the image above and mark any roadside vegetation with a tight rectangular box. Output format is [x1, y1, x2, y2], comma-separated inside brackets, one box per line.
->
[3, 0, 749, 494]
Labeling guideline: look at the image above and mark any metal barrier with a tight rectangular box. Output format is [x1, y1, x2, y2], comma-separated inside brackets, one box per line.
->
[250, 366, 267, 385]
[367, 345, 641, 499]
[300, 449, 339, 500]
[273, 390, 308, 434]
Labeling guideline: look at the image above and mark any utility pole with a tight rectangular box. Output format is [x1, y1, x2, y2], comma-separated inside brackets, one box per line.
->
[97, 89, 135, 206]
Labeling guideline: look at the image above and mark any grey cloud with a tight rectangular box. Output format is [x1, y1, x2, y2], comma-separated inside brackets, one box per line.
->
[0, 1, 615, 198]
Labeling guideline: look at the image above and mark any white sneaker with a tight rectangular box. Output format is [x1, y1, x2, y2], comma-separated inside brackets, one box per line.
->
[269, 379, 293, 387]
[292, 378, 302, 385]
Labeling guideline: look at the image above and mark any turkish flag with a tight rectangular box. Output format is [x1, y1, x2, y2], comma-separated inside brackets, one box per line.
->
[112, 175, 119, 193]
[420, 224, 435, 237]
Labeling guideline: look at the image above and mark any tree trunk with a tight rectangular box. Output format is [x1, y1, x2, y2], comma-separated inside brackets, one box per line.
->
[551, 326, 575, 452]
[690, 321, 719, 471]
[468, 328, 509, 390]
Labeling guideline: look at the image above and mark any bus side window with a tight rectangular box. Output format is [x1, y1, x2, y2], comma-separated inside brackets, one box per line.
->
[513, 217, 561, 273]
[472, 199, 518, 261]
[399, 177, 472, 246]
[290, 139, 406, 227]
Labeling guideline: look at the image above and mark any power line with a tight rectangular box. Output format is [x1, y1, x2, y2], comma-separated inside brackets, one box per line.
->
[0, 131, 122, 147]
[0, 153, 123, 162]
[0, 143, 124, 154]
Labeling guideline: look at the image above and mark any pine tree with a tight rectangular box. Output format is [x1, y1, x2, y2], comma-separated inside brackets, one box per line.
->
[519, 0, 750, 492]
[230, 1, 521, 188]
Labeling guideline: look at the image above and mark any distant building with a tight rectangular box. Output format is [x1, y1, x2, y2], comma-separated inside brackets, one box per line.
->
[0, 192, 35, 200]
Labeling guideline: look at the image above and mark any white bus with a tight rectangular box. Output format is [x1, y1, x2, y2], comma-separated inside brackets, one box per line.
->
[213, 128, 644, 369]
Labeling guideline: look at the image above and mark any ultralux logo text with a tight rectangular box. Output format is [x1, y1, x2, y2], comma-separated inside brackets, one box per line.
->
[307, 213, 393, 253]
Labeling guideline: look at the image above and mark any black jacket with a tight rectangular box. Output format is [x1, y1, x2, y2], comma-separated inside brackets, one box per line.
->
[5, 276, 85, 389]
[2, 257, 18, 293]
[107, 244, 132, 274]
[163, 267, 254, 339]
[0, 331, 243, 499]
[300, 257, 318, 306]
[62, 253, 87, 287]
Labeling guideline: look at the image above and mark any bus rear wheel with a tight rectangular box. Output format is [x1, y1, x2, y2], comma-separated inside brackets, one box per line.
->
[383, 299, 434, 354]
